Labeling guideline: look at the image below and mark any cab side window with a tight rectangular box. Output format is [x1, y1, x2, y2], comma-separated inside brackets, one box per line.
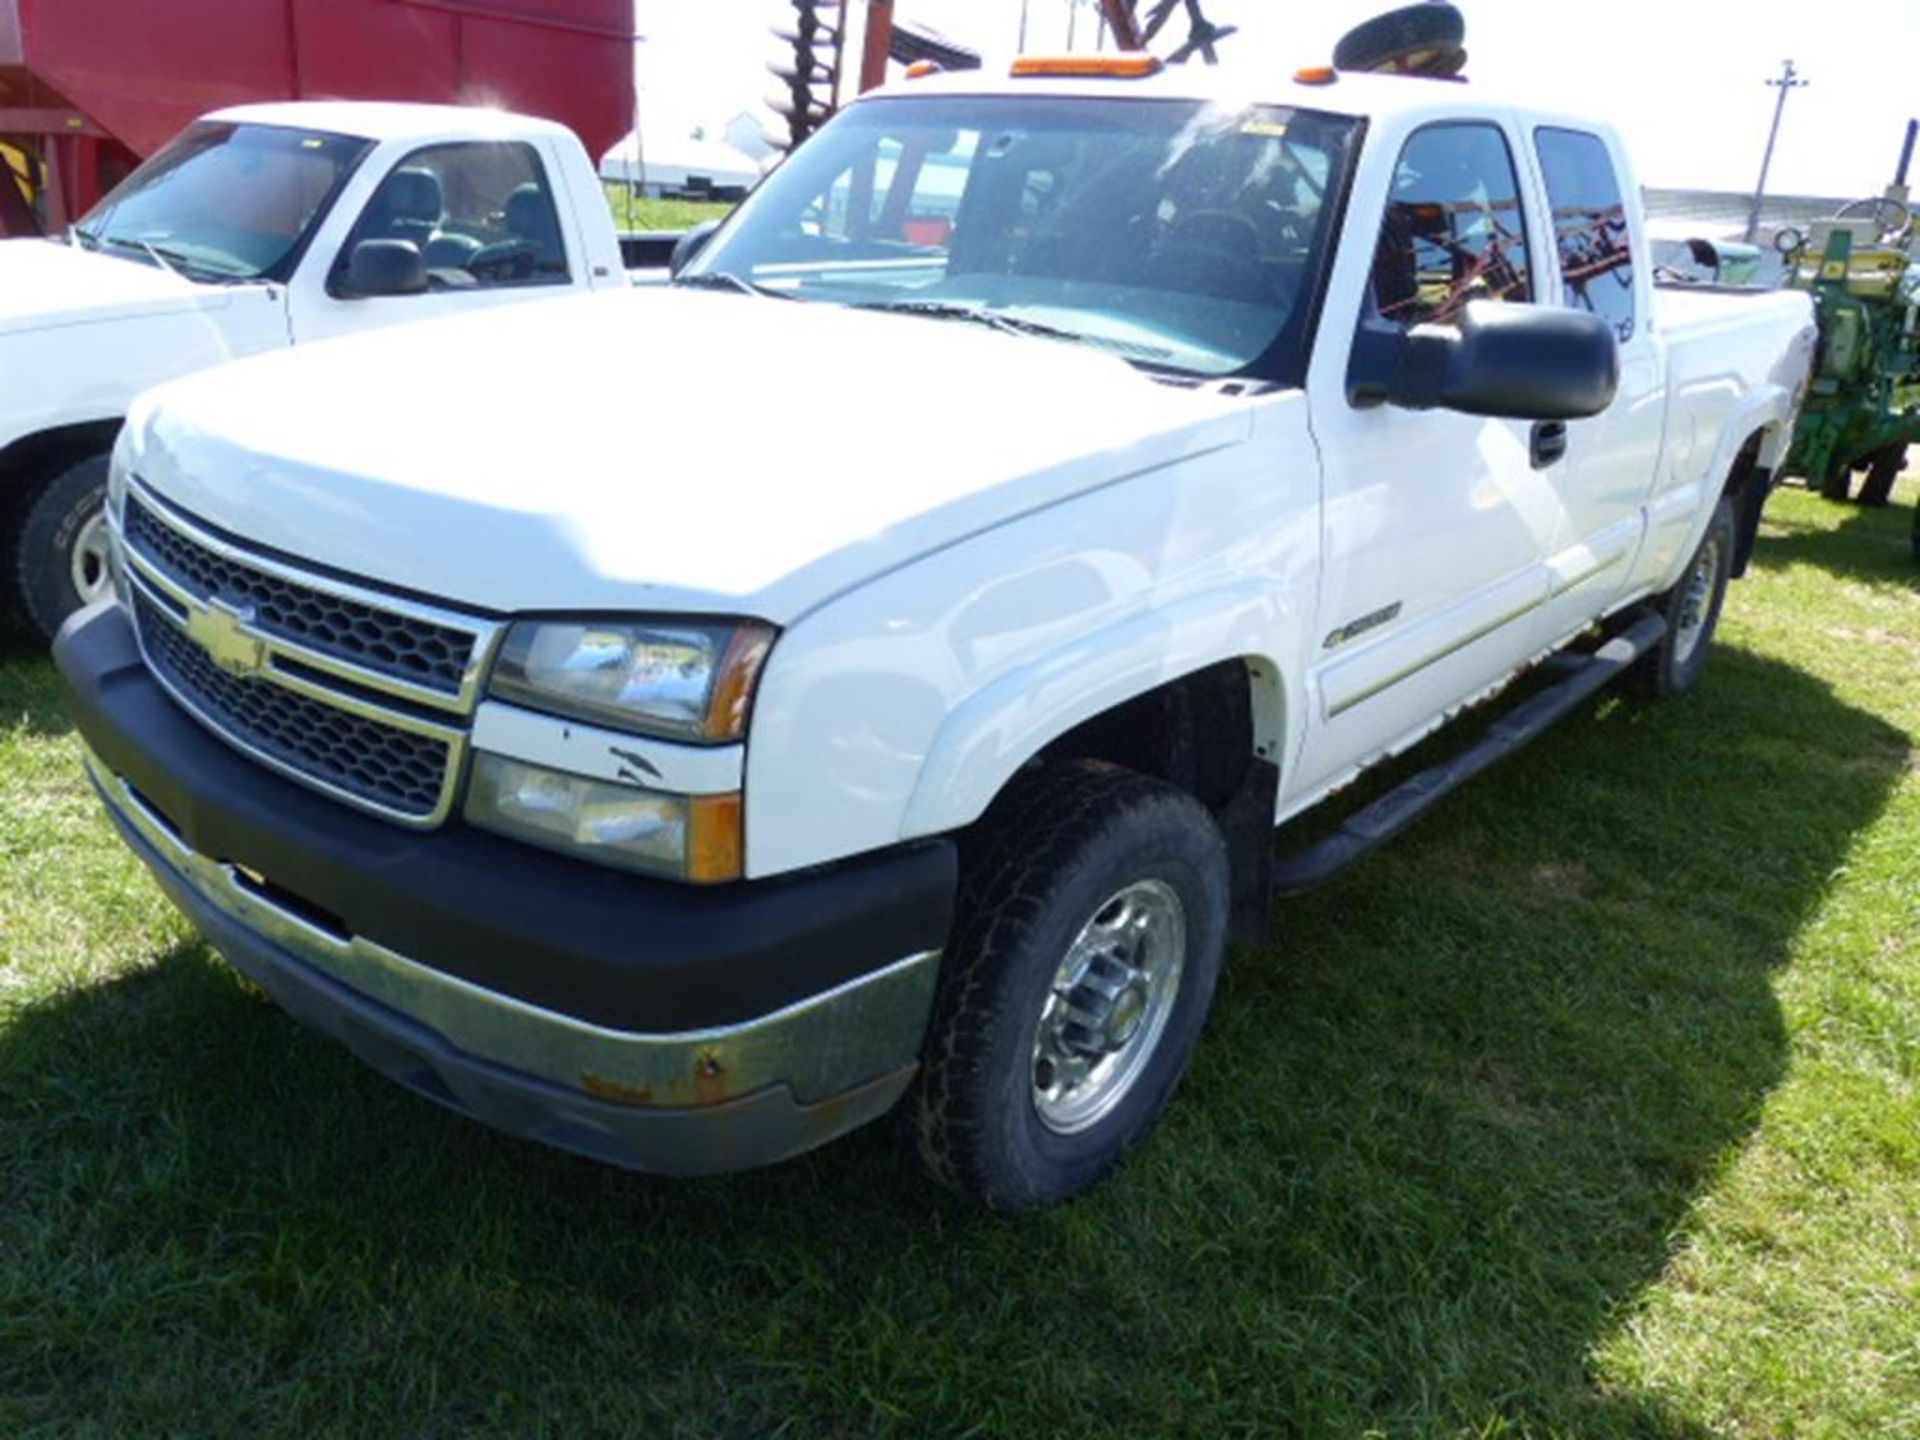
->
[1535, 127, 1636, 342]
[337, 141, 570, 293]
[1370, 123, 1532, 328]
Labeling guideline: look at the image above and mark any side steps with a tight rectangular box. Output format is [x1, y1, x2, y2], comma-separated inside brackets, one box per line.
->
[1271, 612, 1668, 897]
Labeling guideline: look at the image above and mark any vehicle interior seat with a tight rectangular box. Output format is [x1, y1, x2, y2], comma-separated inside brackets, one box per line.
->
[467, 182, 565, 282]
[360, 167, 443, 251]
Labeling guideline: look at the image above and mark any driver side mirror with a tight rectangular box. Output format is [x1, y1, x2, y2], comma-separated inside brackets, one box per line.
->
[1348, 301, 1620, 421]
[669, 220, 722, 277]
[342, 239, 428, 298]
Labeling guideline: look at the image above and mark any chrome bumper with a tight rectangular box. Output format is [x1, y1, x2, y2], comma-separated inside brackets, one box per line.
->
[86, 745, 939, 1136]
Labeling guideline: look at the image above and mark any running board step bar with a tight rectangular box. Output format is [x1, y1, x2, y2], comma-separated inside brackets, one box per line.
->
[1271, 612, 1668, 897]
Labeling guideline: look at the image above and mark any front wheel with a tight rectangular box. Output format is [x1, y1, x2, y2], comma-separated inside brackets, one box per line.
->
[1628, 495, 1736, 700]
[909, 762, 1230, 1212]
[9, 452, 113, 641]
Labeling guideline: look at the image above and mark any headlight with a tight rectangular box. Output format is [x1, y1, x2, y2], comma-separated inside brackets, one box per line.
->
[465, 753, 743, 882]
[488, 619, 774, 742]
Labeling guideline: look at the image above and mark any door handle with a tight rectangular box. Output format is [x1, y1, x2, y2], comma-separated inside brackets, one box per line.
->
[1531, 421, 1569, 470]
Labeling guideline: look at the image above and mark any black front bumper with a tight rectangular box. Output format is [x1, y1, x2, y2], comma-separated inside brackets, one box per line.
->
[55, 603, 958, 1174]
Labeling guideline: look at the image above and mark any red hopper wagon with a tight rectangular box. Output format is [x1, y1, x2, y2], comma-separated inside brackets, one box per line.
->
[0, 0, 635, 237]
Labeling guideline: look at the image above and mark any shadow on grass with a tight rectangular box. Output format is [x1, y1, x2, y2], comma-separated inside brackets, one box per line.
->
[2, 637, 1906, 1438]
[1754, 484, 1920, 585]
[0, 615, 69, 740]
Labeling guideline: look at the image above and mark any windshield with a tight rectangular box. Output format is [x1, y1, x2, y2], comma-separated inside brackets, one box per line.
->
[688, 95, 1359, 381]
[75, 123, 372, 283]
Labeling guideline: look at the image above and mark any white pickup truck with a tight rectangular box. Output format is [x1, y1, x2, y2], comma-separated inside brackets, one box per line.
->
[1, 101, 637, 638]
[56, 58, 1817, 1211]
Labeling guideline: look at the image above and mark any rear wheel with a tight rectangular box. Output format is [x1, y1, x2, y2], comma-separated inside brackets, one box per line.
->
[1858, 444, 1906, 508]
[1628, 496, 1736, 700]
[9, 452, 113, 642]
[909, 762, 1230, 1212]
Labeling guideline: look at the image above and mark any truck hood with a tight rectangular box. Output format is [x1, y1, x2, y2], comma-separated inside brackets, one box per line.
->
[0, 238, 215, 338]
[130, 287, 1253, 623]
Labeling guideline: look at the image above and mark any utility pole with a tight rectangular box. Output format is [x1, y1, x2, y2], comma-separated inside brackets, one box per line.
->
[1745, 59, 1808, 242]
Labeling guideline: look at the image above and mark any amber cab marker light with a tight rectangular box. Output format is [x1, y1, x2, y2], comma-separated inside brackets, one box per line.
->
[1011, 54, 1164, 80]
[905, 59, 941, 79]
[1294, 65, 1339, 85]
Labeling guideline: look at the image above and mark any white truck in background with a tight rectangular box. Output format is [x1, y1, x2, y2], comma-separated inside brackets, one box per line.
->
[1, 101, 650, 639]
[57, 58, 1816, 1211]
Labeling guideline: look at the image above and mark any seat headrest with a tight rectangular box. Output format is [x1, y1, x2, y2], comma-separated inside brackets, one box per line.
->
[382, 167, 444, 225]
[504, 182, 556, 242]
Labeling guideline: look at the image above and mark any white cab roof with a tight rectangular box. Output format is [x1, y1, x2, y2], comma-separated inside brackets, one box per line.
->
[204, 101, 575, 147]
[864, 61, 1616, 139]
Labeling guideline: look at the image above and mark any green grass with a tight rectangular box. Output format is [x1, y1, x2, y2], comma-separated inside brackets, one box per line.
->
[3, 483, 1917, 1438]
[602, 186, 735, 234]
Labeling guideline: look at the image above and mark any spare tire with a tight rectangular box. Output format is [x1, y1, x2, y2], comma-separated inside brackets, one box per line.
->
[1333, 3, 1467, 76]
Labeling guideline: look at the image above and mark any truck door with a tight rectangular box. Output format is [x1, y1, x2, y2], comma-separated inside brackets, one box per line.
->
[1294, 119, 1561, 800]
[1525, 126, 1663, 645]
[287, 139, 579, 343]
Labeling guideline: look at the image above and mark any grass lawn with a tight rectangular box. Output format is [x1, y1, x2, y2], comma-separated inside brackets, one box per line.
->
[2, 482, 1916, 1438]
[601, 187, 735, 234]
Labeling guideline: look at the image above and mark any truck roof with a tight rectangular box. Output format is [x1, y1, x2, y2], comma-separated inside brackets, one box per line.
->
[203, 100, 577, 147]
[862, 60, 1618, 140]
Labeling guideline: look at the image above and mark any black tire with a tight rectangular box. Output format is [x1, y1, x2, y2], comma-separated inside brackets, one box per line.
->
[909, 761, 1230, 1213]
[1333, 3, 1467, 75]
[1858, 445, 1906, 508]
[1817, 456, 1855, 503]
[1627, 496, 1737, 700]
[9, 452, 113, 642]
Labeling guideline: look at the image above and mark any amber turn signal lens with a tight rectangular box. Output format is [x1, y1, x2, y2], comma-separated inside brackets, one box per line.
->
[687, 792, 744, 884]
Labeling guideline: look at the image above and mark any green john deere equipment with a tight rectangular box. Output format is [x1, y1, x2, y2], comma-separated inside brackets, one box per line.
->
[1777, 120, 1920, 559]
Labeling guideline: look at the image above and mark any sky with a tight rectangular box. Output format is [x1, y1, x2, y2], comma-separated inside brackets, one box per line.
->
[631, 0, 1920, 198]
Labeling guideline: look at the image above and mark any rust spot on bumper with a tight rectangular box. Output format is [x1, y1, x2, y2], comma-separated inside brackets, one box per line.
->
[580, 1072, 656, 1105]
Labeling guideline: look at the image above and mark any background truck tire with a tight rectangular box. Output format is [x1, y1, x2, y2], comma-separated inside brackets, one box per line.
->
[10, 452, 112, 642]
[909, 761, 1230, 1213]
[1628, 495, 1737, 700]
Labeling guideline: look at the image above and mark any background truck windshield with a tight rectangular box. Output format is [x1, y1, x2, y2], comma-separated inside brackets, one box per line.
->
[690, 95, 1359, 381]
[74, 123, 370, 283]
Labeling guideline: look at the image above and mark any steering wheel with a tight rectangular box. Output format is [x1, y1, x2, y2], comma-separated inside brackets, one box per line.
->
[1157, 210, 1273, 302]
[1835, 195, 1913, 246]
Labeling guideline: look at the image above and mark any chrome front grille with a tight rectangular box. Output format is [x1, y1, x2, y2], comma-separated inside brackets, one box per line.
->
[125, 496, 474, 695]
[117, 483, 502, 827]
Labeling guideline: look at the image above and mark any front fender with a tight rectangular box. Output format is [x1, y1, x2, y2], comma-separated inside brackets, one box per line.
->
[898, 583, 1295, 841]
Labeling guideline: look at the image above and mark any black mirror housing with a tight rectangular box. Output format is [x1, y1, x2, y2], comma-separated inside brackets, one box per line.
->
[344, 239, 428, 298]
[1349, 301, 1620, 421]
[669, 220, 723, 277]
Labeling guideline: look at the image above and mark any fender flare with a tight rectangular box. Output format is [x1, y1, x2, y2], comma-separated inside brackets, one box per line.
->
[1662, 385, 1793, 591]
[898, 581, 1297, 842]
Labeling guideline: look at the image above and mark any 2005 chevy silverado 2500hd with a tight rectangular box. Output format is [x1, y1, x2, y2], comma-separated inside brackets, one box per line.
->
[55, 58, 1817, 1210]
[2, 101, 640, 639]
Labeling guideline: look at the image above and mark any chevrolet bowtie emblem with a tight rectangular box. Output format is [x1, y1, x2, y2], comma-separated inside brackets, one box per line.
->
[186, 597, 267, 679]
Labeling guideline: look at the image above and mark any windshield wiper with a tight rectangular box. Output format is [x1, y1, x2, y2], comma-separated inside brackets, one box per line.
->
[673, 271, 795, 300]
[850, 299, 1101, 349]
[83, 231, 240, 284]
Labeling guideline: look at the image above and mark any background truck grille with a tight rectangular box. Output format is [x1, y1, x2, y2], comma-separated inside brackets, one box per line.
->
[125, 496, 474, 696]
[134, 593, 452, 819]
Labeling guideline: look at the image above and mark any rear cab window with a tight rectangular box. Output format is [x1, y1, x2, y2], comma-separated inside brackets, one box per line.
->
[1533, 127, 1637, 342]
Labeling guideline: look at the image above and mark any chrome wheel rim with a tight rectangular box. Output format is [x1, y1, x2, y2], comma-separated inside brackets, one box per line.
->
[1031, 879, 1186, 1136]
[1672, 533, 1722, 666]
[69, 512, 112, 606]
